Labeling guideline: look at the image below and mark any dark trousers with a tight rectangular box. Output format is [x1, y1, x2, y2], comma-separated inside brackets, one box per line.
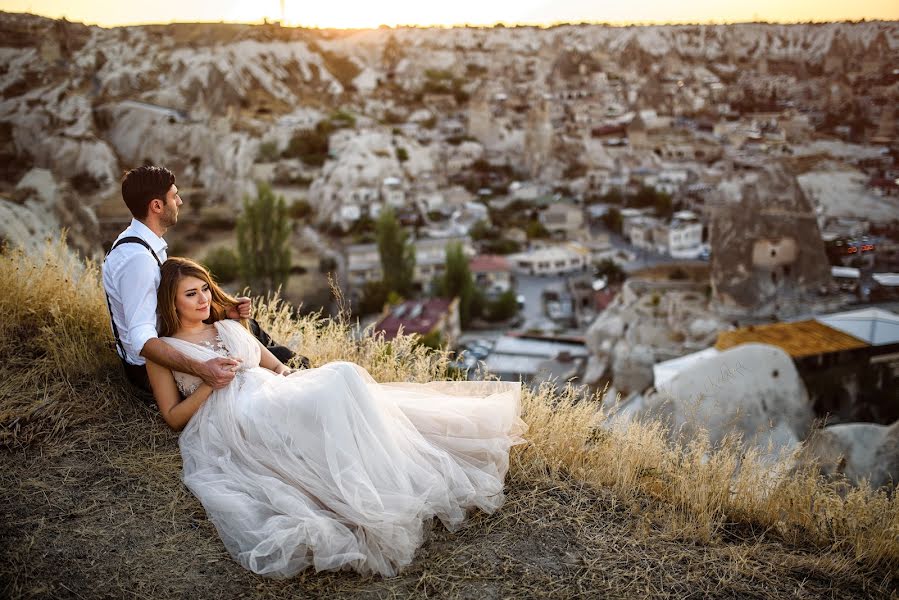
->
[123, 319, 307, 396]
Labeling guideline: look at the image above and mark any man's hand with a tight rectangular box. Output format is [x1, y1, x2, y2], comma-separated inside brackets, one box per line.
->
[226, 297, 252, 320]
[196, 357, 243, 390]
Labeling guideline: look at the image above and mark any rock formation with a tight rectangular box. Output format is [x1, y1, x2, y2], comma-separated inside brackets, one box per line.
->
[584, 277, 730, 394]
[708, 163, 831, 318]
[607, 343, 814, 458]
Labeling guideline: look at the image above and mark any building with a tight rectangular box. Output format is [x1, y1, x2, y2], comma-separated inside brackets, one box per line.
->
[375, 298, 461, 348]
[508, 242, 590, 276]
[469, 254, 513, 297]
[539, 202, 585, 240]
[414, 236, 475, 286]
[714, 308, 899, 424]
[624, 216, 659, 252]
[484, 334, 589, 384]
[345, 237, 475, 289]
[381, 176, 406, 209]
[871, 273, 899, 301]
[663, 212, 704, 259]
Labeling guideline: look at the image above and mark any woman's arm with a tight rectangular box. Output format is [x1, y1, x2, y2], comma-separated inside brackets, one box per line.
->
[255, 339, 292, 375]
[146, 360, 215, 431]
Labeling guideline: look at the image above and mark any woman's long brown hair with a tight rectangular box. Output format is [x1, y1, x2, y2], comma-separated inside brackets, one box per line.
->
[157, 257, 248, 337]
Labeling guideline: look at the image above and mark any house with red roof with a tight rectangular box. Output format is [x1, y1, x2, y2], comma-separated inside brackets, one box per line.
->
[374, 297, 461, 348]
[469, 254, 513, 297]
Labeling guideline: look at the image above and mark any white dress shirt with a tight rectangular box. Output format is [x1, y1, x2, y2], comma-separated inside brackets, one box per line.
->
[101, 218, 168, 365]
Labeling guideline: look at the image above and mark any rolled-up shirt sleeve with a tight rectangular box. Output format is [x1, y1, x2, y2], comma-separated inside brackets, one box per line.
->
[117, 253, 161, 360]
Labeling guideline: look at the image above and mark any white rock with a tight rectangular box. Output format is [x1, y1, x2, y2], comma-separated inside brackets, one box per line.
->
[647, 343, 814, 449]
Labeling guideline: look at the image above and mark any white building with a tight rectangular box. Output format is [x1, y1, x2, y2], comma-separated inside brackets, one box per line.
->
[509, 242, 590, 276]
[624, 210, 703, 259]
[381, 176, 406, 209]
[665, 213, 704, 259]
[623, 216, 660, 252]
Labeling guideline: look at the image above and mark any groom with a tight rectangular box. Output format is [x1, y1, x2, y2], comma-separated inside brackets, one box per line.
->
[102, 165, 301, 397]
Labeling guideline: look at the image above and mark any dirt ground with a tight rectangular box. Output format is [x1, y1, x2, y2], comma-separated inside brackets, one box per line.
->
[2, 401, 895, 600]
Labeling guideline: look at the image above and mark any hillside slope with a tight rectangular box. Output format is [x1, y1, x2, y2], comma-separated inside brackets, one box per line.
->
[0, 240, 897, 598]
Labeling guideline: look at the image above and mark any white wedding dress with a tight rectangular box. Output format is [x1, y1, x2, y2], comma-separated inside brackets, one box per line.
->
[162, 320, 526, 578]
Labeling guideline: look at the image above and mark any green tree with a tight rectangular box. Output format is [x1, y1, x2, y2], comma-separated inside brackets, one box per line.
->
[654, 192, 673, 219]
[595, 258, 626, 285]
[526, 219, 550, 240]
[469, 219, 491, 241]
[237, 182, 292, 293]
[375, 207, 415, 297]
[601, 206, 623, 234]
[434, 241, 477, 327]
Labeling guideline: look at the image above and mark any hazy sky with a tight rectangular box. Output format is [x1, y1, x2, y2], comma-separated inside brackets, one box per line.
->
[2, 0, 898, 28]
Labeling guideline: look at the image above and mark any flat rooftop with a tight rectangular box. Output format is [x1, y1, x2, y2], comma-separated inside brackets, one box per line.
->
[715, 320, 868, 358]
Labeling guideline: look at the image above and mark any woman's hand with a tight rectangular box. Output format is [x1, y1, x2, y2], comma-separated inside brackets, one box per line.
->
[275, 365, 295, 376]
[226, 297, 252, 320]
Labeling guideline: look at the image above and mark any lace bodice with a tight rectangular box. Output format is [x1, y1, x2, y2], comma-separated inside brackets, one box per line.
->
[169, 324, 254, 396]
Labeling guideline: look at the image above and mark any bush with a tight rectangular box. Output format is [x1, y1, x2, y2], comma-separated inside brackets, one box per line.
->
[329, 110, 356, 129]
[396, 147, 409, 162]
[481, 238, 521, 255]
[288, 199, 314, 220]
[202, 247, 240, 283]
[595, 259, 626, 285]
[469, 220, 491, 241]
[416, 329, 444, 350]
[357, 280, 389, 315]
[485, 290, 518, 322]
[257, 141, 280, 163]
[283, 122, 332, 166]
[526, 220, 550, 240]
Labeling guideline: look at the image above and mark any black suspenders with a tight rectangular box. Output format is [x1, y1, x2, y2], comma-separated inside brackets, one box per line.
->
[104, 237, 162, 362]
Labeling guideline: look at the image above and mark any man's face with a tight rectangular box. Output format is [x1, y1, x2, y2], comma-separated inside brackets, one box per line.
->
[159, 184, 182, 228]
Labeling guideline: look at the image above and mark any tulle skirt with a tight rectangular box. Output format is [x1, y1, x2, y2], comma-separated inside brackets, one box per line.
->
[178, 361, 526, 577]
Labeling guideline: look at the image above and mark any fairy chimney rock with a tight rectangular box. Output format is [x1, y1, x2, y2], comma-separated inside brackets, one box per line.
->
[708, 163, 830, 318]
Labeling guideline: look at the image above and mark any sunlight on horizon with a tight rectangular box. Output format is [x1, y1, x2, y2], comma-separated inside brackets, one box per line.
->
[2, 0, 898, 28]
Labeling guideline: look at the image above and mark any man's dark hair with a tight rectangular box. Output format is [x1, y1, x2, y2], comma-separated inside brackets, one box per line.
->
[121, 166, 175, 219]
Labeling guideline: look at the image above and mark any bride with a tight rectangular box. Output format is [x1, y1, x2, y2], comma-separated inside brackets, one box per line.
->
[145, 257, 526, 578]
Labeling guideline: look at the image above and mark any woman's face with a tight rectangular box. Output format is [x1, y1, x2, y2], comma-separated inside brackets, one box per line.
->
[175, 275, 212, 324]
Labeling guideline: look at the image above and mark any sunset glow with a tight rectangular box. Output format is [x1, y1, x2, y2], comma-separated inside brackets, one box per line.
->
[2, 0, 898, 28]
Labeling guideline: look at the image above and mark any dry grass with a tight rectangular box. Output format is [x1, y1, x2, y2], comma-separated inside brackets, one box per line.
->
[1, 239, 897, 598]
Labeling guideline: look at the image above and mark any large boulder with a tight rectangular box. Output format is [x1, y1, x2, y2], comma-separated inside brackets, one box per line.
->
[797, 420, 899, 489]
[611, 342, 655, 395]
[0, 169, 100, 256]
[634, 343, 814, 452]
